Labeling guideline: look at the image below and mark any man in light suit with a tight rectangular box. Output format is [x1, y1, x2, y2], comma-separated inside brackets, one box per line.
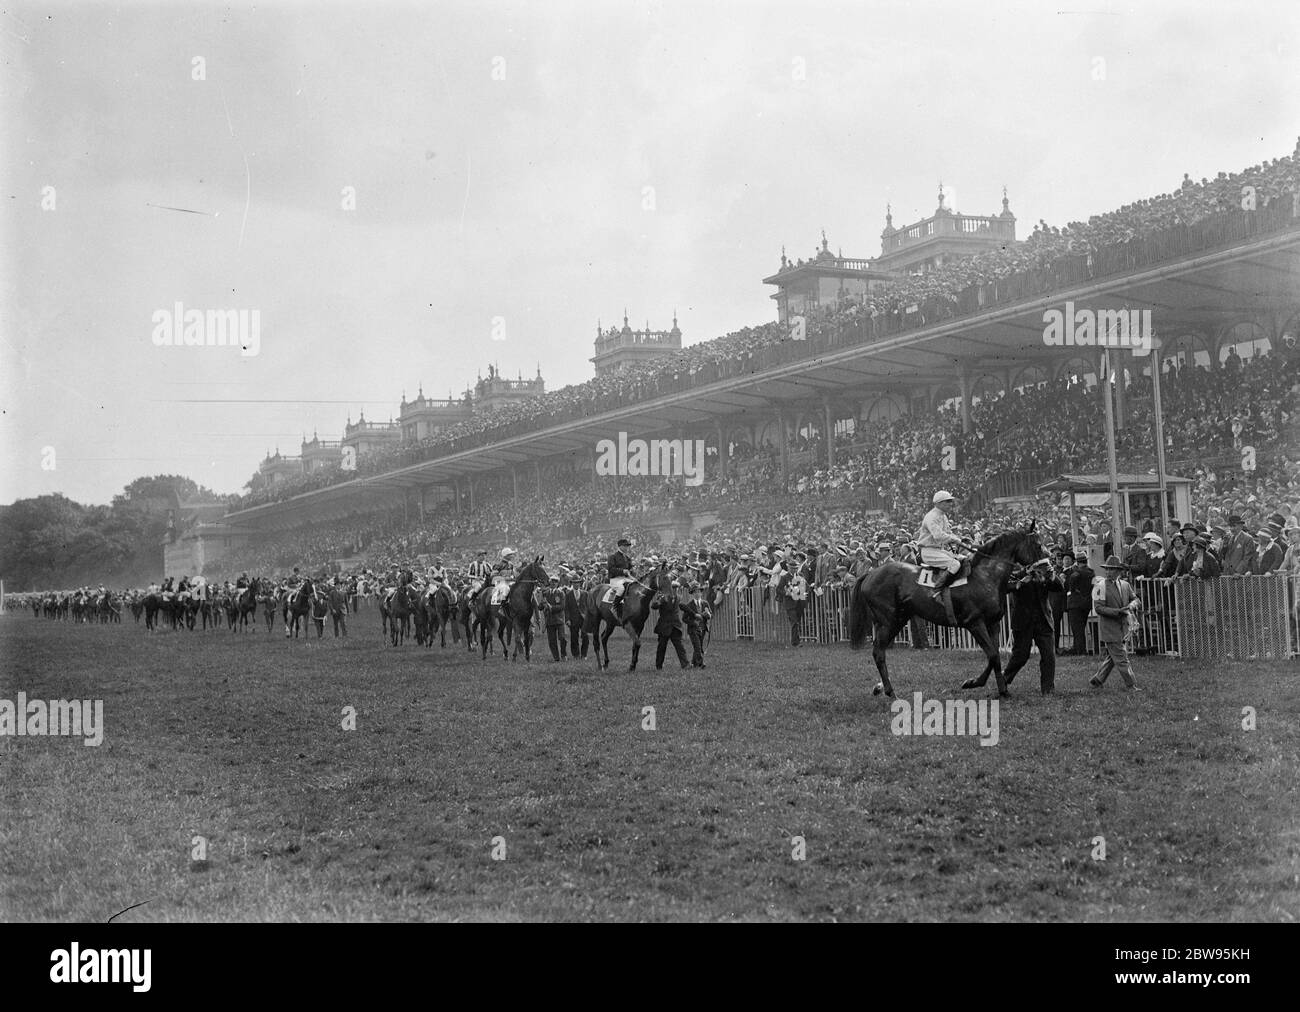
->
[1089, 556, 1140, 691]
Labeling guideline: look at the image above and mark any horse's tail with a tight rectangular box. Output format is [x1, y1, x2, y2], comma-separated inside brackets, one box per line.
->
[848, 572, 874, 650]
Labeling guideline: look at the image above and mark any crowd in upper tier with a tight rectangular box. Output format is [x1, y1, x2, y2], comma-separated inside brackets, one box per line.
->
[232, 142, 1300, 511]
[216, 337, 1300, 582]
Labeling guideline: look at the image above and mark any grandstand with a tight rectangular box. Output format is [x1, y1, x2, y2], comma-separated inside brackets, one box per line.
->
[207, 145, 1300, 575]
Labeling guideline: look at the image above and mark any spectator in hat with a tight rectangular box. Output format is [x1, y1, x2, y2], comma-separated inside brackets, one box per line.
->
[651, 580, 689, 670]
[564, 573, 588, 659]
[1064, 551, 1095, 655]
[543, 576, 568, 661]
[1221, 514, 1256, 574]
[680, 582, 710, 668]
[1250, 528, 1284, 574]
[1121, 525, 1150, 576]
[1189, 535, 1222, 579]
[785, 559, 809, 646]
[1159, 532, 1194, 577]
[1089, 555, 1140, 691]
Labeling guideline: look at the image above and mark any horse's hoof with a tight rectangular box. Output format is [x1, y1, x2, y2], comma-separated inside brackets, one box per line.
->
[961, 678, 978, 690]
[872, 683, 883, 696]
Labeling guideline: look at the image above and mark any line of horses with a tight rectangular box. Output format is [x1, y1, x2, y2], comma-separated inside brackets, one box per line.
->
[20, 557, 725, 671]
[28, 590, 122, 624]
[12, 525, 1051, 697]
[378, 557, 685, 668]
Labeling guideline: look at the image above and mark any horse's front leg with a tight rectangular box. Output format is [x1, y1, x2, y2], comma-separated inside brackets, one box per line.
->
[966, 619, 1007, 697]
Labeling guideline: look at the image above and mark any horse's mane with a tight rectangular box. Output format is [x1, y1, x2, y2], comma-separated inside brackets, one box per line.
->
[971, 527, 1036, 559]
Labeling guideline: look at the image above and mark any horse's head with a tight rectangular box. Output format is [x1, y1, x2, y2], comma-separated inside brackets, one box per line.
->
[519, 555, 549, 586]
[1013, 520, 1049, 568]
[974, 521, 1049, 571]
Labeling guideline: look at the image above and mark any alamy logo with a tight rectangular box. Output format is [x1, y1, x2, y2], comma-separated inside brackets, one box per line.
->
[50, 944, 151, 991]
[1042, 301, 1151, 355]
[594, 432, 706, 486]
[890, 691, 999, 746]
[0, 694, 103, 746]
[151, 302, 261, 357]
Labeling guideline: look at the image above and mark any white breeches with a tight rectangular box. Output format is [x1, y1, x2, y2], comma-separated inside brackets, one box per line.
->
[919, 547, 961, 573]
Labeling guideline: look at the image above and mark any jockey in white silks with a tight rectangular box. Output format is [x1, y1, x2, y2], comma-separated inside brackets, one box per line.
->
[917, 490, 971, 596]
[491, 548, 517, 605]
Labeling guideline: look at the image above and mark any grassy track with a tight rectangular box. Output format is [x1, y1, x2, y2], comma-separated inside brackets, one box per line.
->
[2, 612, 1298, 921]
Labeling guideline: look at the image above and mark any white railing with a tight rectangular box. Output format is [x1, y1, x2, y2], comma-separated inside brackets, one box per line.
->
[710, 575, 1300, 660]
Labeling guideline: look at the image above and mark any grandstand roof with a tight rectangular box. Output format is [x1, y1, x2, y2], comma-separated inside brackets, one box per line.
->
[226, 204, 1300, 528]
[1037, 473, 1192, 494]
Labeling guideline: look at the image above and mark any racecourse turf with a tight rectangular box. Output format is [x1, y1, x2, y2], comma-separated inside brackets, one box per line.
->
[1, 610, 1298, 922]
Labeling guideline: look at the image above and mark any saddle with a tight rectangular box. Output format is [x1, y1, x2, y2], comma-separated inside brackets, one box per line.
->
[917, 560, 969, 589]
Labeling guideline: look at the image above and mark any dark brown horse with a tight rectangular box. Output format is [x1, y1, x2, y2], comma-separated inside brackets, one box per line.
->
[385, 583, 417, 646]
[472, 580, 508, 659]
[283, 581, 316, 639]
[848, 524, 1047, 699]
[235, 578, 261, 632]
[583, 568, 667, 672]
[454, 582, 476, 651]
[429, 582, 458, 647]
[503, 558, 549, 662]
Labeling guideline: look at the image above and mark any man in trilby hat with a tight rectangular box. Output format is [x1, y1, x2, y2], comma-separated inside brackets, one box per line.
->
[1089, 555, 1140, 690]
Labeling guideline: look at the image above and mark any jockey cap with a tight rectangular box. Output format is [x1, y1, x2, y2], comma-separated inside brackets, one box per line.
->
[933, 490, 955, 505]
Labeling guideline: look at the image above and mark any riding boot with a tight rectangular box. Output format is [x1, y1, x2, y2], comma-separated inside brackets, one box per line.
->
[929, 568, 953, 598]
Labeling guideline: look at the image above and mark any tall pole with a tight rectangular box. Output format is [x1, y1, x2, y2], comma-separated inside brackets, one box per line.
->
[1101, 348, 1123, 560]
[1149, 337, 1170, 542]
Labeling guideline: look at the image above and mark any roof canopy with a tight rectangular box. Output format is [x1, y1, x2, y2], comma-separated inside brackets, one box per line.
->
[1036, 472, 1191, 494]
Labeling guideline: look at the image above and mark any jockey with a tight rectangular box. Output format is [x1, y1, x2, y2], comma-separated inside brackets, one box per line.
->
[607, 537, 635, 618]
[466, 549, 492, 594]
[427, 558, 448, 585]
[918, 489, 971, 596]
[491, 548, 517, 606]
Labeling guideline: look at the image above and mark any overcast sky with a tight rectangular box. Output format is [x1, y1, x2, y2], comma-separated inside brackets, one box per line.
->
[3, 0, 1297, 505]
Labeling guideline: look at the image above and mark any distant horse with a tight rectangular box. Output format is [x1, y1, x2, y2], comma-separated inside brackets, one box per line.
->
[429, 582, 458, 648]
[284, 581, 316, 639]
[503, 558, 549, 662]
[472, 580, 510, 660]
[235, 578, 261, 632]
[143, 591, 177, 632]
[412, 586, 434, 647]
[385, 584, 417, 646]
[848, 524, 1047, 699]
[583, 568, 666, 672]
[455, 584, 476, 651]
